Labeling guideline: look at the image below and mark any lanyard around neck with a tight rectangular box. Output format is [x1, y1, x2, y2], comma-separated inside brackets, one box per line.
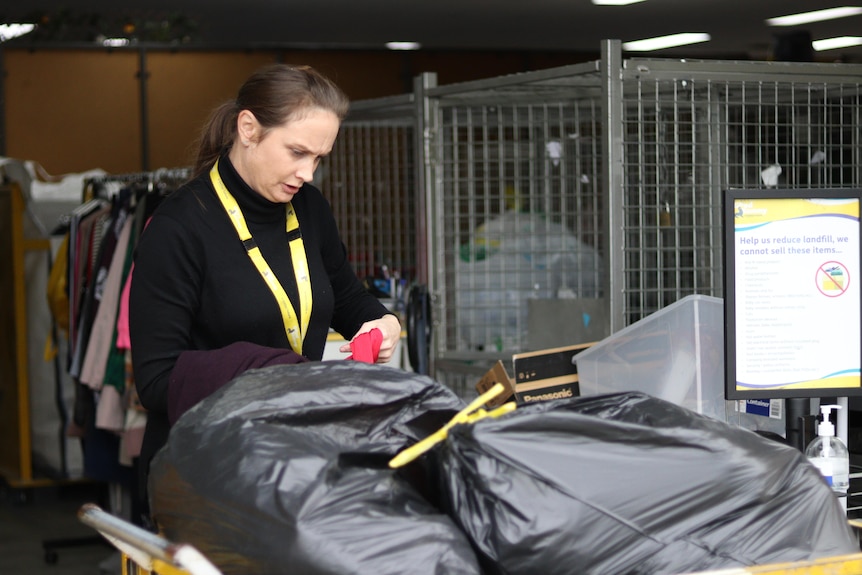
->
[210, 159, 312, 354]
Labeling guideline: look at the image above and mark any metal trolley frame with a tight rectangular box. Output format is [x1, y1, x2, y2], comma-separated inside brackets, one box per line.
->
[78, 500, 862, 574]
[77, 503, 223, 575]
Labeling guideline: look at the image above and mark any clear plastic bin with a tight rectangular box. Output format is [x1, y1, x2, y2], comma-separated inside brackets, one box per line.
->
[575, 294, 786, 436]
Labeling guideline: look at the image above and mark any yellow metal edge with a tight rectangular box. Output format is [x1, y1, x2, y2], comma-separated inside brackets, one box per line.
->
[683, 553, 862, 575]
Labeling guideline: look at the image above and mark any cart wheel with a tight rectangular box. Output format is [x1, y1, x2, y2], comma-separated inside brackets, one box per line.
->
[44, 549, 58, 564]
[406, 284, 431, 375]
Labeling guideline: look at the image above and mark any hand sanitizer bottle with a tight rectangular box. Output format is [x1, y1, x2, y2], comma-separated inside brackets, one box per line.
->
[804, 404, 849, 496]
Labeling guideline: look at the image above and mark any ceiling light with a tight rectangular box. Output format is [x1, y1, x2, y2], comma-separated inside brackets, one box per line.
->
[766, 6, 862, 27]
[385, 41, 421, 51]
[102, 37, 131, 47]
[591, 0, 647, 5]
[0, 23, 36, 42]
[623, 33, 711, 52]
[813, 36, 862, 51]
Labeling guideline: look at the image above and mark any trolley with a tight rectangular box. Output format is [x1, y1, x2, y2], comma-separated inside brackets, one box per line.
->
[77, 503, 223, 575]
[79, 500, 862, 575]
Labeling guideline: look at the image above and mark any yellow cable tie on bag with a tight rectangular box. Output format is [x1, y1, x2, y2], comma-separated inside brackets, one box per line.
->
[388, 382, 516, 469]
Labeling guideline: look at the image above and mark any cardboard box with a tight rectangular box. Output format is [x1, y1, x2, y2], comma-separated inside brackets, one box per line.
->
[512, 342, 595, 404]
[474, 360, 516, 407]
[475, 342, 595, 406]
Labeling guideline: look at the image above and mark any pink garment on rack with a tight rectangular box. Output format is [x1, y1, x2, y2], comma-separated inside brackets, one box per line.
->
[80, 217, 133, 390]
[116, 216, 151, 351]
[115, 263, 133, 350]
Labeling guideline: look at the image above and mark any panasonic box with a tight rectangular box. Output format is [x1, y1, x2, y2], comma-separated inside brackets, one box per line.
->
[511, 342, 595, 404]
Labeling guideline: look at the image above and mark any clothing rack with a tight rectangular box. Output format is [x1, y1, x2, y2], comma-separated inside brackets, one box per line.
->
[82, 167, 191, 203]
[49, 167, 192, 233]
[83, 167, 191, 186]
[36, 167, 193, 563]
[0, 182, 56, 488]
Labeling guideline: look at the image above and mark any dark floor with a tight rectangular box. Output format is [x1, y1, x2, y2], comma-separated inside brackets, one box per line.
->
[0, 481, 121, 575]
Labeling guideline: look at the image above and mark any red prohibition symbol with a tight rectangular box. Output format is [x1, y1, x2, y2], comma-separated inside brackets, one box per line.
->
[816, 261, 850, 297]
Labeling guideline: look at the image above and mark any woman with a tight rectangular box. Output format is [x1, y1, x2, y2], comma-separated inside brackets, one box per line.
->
[129, 63, 400, 514]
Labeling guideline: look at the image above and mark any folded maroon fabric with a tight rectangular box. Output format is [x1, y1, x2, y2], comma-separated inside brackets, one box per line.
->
[346, 328, 383, 363]
[168, 341, 307, 425]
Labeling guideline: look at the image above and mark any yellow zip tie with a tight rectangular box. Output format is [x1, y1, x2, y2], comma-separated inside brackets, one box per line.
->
[388, 382, 516, 469]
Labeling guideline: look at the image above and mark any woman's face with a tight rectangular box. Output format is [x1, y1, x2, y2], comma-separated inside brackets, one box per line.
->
[231, 107, 340, 203]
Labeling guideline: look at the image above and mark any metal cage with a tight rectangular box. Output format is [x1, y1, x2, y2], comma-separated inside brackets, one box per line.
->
[328, 40, 862, 398]
[616, 54, 862, 325]
[325, 93, 419, 305]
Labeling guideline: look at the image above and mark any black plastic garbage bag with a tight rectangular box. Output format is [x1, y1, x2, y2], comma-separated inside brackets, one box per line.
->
[149, 361, 483, 575]
[433, 391, 858, 575]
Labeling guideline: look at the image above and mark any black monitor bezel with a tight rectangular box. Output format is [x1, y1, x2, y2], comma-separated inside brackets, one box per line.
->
[723, 187, 862, 400]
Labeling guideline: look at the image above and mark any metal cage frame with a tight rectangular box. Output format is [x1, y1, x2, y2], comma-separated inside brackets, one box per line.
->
[328, 40, 862, 397]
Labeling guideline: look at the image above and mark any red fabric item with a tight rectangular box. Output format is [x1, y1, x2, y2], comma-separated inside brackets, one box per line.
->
[346, 328, 382, 363]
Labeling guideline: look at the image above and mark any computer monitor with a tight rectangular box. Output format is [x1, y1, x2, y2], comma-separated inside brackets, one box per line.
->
[723, 188, 862, 400]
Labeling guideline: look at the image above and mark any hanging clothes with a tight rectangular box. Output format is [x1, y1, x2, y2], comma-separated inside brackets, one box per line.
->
[79, 193, 135, 390]
[48, 168, 189, 483]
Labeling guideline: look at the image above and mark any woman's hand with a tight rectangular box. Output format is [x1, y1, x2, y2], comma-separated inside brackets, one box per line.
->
[340, 313, 402, 363]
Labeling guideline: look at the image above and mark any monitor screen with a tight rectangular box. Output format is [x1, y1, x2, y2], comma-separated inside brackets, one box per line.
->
[723, 188, 862, 399]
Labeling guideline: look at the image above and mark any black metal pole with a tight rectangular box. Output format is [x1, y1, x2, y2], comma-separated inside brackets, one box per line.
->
[786, 397, 811, 452]
[137, 48, 149, 171]
[0, 45, 6, 157]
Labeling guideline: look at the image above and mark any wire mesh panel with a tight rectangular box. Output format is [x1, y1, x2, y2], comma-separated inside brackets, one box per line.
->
[416, 66, 607, 397]
[425, 52, 862, 396]
[619, 74, 724, 323]
[617, 59, 862, 324]
[435, 100, 605, 355]
[327, 99, 417, 297]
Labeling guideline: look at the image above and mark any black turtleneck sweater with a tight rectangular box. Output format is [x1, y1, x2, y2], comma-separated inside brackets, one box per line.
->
[130, 155, 390, 496]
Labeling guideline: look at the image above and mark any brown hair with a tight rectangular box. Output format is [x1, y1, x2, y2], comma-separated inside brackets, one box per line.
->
[191, 64, 350, 178]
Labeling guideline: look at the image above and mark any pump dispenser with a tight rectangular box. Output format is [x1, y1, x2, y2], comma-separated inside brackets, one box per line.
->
[804, 404, 849, 496]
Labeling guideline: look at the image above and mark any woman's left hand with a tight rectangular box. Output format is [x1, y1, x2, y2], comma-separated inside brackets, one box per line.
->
[340, 314, 402, 363]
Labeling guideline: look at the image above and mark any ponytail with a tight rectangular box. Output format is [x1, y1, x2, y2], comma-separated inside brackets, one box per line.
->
[191, 101, 238, 179]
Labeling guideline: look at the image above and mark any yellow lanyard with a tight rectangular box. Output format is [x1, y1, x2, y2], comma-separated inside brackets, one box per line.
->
[210, 159, 312, 354]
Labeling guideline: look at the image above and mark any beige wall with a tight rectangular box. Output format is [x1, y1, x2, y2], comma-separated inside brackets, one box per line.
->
[2, 47, 593, 175]
[5, 50, 142, 174]
[145, 52, 278, 170]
